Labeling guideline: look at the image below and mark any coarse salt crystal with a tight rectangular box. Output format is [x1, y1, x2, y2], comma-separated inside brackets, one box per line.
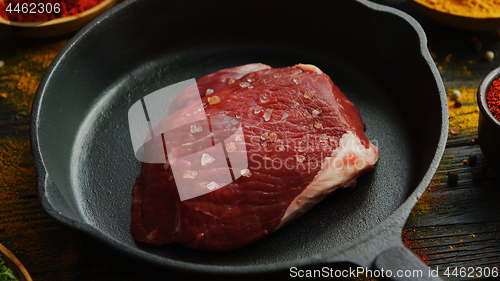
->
[206, 88, 214, 95]
[314, 121, 323, 129]
[312, 109, 321, 117]
[295, 155, 306, 163]
[226, 142, 236, 153]
[206, 181, 219, 190]
[239, 82, 251, 88]
[208, 95, 221, 105]
[261, 132, 269, 140]
[254, 107, 263, 114]
[190, 124, 203, 133]
[263, 109, 273, 121]
[241, 169, 252, 177]
[293, 78, 300, 84]
[273, 73, 280, 79]
[304, 90, 316, 99]
[260, 94, 269, 103]
[228, 78, 235, 85]
[183, 170, 198, 179]
[201, 153, 215, 166]
[269, 132, 277, 142]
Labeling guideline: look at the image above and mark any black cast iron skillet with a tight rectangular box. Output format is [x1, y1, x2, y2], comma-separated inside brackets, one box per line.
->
[31, 0, 448, 279]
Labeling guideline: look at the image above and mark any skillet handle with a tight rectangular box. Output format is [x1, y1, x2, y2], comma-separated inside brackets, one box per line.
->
[374, 244, 442, 280]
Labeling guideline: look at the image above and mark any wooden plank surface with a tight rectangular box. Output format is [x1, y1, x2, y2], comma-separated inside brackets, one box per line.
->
[393, 2, 500, 280]
[0, 1, 500, 280]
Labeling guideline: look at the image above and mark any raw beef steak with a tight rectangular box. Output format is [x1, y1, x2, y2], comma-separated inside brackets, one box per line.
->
[131, 63, 379, 251]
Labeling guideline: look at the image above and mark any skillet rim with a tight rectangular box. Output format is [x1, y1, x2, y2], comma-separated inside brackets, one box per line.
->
[30, 0, 448, 274]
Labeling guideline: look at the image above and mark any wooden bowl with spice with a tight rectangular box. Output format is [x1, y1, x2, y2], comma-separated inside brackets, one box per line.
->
[0, 0, 117, 37]
[407, 0, 500, 31]
[0, 243, 32, 281]
[478, 66, 500, 165]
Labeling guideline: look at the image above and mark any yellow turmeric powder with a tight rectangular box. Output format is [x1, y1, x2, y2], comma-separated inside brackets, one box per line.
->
[447, 87, 479, 129]
[415, 0, 500, 18]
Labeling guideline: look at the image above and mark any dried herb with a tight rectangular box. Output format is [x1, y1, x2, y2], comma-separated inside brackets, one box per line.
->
[0, 256, 18, 281]
[469, 153, 478, 166]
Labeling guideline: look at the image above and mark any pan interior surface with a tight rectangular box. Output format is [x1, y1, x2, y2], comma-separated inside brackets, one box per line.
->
[70, 45, 414, 265]
[34, 0, 445, 268]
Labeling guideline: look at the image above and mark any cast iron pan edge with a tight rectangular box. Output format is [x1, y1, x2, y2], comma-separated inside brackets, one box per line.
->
[30, 0, 448, 276]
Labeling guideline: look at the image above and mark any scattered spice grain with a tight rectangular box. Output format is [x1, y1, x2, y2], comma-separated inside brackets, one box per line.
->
[484, 51, 495, 62]
[448, 171, 459, 184]
[469, 153, 477, 166]
[468, 136, 478, 145]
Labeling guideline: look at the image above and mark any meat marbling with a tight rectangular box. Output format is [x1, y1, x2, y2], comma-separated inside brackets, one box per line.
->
[131, 63, 379, 251]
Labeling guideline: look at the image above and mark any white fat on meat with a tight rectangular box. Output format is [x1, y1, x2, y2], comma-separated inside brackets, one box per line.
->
[278, 131, 379, 228]
[229, 63, 271, 75]
[295, 63, 323, 74]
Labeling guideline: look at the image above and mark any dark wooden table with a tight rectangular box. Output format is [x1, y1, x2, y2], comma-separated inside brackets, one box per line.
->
[1, 1, 499, 280]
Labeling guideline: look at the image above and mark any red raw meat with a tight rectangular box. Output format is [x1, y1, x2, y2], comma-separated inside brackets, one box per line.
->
[131, 63, 379, 251]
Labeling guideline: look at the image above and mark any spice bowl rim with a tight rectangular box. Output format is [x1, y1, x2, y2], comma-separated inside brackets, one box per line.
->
[0, 0, 117, 37]
[407, 0, 500, 31]
[477, 66, 500, 129]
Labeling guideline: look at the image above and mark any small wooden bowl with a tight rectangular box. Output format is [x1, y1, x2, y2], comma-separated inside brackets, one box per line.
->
[0, 243, 32, 281]
[0, 0, 117, 37]
[478, 66, 500, 165]
[407, 0, 500, 31]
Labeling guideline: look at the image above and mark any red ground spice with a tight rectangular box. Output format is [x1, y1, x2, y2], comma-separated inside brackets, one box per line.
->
[486, 75, 500, 122]
[0, 0, 105, 23]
